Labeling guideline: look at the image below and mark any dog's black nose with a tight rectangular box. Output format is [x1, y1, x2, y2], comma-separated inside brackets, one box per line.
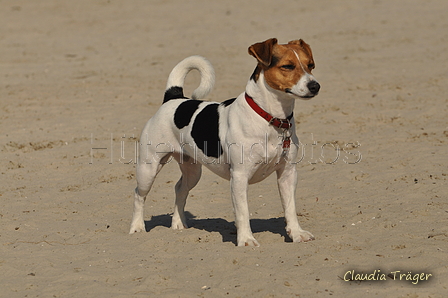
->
[307, 81, 320, 95]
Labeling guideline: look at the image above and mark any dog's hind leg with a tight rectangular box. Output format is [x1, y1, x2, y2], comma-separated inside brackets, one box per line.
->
[171, 154, 202, 229]
[129, 155, 170, 234]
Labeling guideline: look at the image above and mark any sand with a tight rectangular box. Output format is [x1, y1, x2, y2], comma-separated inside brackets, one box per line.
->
[1, 0, 447, 297]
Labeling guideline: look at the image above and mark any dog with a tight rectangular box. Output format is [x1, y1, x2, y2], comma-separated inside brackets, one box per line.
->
[129, 38, 320, 246]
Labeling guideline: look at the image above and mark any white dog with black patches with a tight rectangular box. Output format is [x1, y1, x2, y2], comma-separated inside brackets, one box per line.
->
[129, 38, 320, 246]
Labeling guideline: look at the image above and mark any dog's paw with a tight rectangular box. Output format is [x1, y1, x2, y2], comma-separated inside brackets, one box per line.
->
[287, 228, 315, 242]
[129, 221, 145, 234]
[237, 235, 260, 247]
[171, 216, 188, 230]
[171, 221, 188, 230]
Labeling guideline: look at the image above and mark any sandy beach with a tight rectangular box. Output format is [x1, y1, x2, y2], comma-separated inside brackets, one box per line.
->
[1, 0, 447, 297]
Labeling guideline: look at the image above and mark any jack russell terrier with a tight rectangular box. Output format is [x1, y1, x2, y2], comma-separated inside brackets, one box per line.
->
[129, 38, 320, 246]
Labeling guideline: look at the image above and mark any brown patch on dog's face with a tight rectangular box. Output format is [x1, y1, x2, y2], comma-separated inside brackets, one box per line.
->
[263, 41, 315, 92]
[248, 39, 316, 92]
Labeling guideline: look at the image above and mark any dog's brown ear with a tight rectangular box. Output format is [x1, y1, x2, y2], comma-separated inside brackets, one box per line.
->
[248, 38, 278, 67]
[288, 39, 313, 57]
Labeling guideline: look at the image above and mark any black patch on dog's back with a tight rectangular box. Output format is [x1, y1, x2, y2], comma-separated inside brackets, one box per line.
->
[174, 100, 202, 129]
[221, 98, 236, 107]
[163, 86, 187, 103]
[191, 103, 222, 158]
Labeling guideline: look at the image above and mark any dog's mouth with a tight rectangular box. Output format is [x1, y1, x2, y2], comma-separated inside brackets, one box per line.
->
[285, 88, 318, 99]
[285, 80, 320, 99]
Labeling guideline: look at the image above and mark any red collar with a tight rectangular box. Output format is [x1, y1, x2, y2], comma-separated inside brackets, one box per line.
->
[245, 93, 293, 129]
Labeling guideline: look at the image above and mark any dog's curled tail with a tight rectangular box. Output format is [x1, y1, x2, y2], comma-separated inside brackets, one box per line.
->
[163, 55, 215, 103]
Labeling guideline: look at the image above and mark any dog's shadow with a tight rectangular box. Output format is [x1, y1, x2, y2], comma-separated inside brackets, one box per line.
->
[144, 211, 291, 245]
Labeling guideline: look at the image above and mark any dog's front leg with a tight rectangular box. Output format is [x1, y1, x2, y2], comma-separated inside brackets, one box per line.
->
[277, 165, 315, 242]
[129, 187, 147, 233]
[230, 172, 259, 247]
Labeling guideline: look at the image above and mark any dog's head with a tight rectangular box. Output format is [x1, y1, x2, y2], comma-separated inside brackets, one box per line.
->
[249, 38, 320, 99]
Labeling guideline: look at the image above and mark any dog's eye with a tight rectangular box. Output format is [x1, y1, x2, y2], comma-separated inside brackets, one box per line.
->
[281, 64, 295, 70]
[307, 63, 315, 70]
